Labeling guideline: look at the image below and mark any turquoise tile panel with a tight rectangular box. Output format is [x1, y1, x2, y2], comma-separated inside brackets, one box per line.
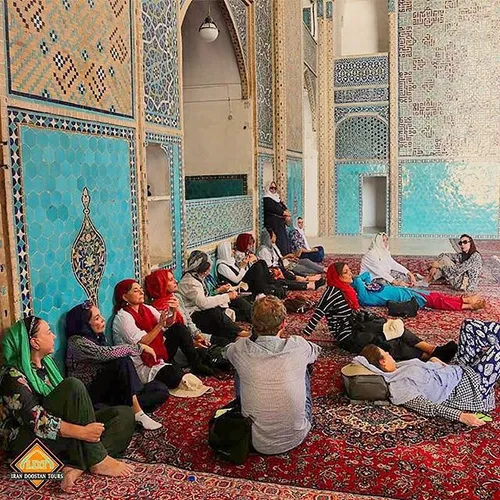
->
[400, 161, 500, 237]
[335, 163, 387, 235]
[19, 125, 135, 367]
[287, 158, 304, 221]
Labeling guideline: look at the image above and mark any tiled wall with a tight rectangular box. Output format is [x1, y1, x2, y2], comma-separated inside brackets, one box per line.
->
[335, 162, 388, 235]
[287, 157, 304, 221]
[9, 110, 139, 365]
[334, 55, 389, 235]
[185, 196, 253, 249]
[397, 0, 500, 237]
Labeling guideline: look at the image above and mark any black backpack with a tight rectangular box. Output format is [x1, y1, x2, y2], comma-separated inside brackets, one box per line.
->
[387, 297, 419, 318]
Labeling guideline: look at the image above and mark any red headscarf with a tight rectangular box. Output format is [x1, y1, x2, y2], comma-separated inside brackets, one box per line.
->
[114, 279, 169, 367]
[144, 270, 184, 325]
[326, 263, 360, 311]
[236, 233, 253, 253]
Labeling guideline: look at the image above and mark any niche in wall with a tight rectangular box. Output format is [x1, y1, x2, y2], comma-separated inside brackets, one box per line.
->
[146, 144, 173, 267]
[362, 175, 386, 234]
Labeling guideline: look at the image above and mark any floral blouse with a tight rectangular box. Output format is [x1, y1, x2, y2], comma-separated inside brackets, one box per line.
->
[438, 251, 483, 291]
[289, 229, 306, 253]
[0, 366, 61, 453]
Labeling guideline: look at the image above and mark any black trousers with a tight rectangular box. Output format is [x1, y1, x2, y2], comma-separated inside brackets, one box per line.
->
[192, 306, 241, 341]
[242, 260, 273, 295]
[164, 322, 199, 366]
[87, 357, 170, 412]
[229, 296, 252, 323]
[154, 363, 184, 389]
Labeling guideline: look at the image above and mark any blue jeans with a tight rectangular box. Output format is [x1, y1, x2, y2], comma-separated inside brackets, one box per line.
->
[304, 246, 324, 263]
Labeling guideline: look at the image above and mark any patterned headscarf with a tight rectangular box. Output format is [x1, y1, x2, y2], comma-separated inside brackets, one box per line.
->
[186, 251, 211, 275]
[65, 301, 106, 346]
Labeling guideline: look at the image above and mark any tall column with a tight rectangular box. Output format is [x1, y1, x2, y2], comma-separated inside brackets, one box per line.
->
[317, 0, 335, 235]
[272, 0, 287, 198]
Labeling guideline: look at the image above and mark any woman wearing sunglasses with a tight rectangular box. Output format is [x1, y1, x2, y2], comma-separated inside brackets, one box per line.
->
[424, 234, 483, 291]
[263, 180, 290, 255]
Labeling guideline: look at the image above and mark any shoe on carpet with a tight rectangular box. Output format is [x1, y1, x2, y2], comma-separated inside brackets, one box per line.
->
[191, 362, 215, 377]
[135, 411, 162, 430]
[432, 341, 458, 363]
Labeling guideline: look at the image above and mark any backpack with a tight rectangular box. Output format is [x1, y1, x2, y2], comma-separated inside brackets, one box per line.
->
[341, 363, 390, 404]
[283, 296, 315, 314]
[387, 297, 419, 318]
[208, 402, 252, 465]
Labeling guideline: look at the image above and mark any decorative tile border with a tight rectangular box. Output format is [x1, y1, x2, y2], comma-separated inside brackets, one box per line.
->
[258, 152, 274, 230]
[185, 195, 253, 248]
[227, 0, 248, 61]
[142, 0, 180, 128]
[334, 56, 388, 88]
[335, 88, 388, 104]
[8, 108, 139, 316]
[335, 104, 389, 124]
[145, 133, 184, 274]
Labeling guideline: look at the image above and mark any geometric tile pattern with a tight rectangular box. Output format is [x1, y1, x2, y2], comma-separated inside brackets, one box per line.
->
[8, 108, 139, 317]
[334, 105, 389, 124]
[335, 162, 388, 235]
[334, 56, 388, 87]
[142, 0, 180, 128]
[388, 0, 395, 13]
[336, 116, 388, 159]
[335, 88, 388, 104]
[398, 1, 500, 158]
[256, 0, 274, 148]
[8, 109, 139, 365]
[5, 0, 133, 117]
[185, 195, 253, 249]
[145, 133, 184, 275]
[227, 0, 247, 61]
[258, 152, 274, 230]
[286, 157, 304, 221]
[399, 160, 500, 237]
[71, 187, 107, 305]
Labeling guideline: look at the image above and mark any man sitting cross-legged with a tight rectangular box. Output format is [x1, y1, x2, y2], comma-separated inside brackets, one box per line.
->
[357, 319, 500, 427]
[225, 296, 321, 454]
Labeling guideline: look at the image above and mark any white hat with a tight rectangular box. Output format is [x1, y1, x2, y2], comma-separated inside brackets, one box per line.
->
[382, 319, 404, 341]
[169, 373, 214, 398]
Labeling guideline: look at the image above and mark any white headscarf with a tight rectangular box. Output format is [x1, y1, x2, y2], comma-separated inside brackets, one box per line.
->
[216, 241, 236, 269]
[294, 217, 311, 250]
[263, 180, 281, 203]
[367, 232, 391, 261]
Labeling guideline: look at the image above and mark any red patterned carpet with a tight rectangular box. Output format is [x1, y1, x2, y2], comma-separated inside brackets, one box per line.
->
[2, 250, 500, 499]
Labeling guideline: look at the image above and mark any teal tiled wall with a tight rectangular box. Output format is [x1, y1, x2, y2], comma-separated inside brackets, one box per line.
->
[399, 161, 500, 237]
[335, 162, 387, 235]
[287, 158, 304, 221]
[18, 124, 136, 367]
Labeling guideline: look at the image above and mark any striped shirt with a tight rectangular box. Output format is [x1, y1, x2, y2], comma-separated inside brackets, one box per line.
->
[303, 286, 353, 343]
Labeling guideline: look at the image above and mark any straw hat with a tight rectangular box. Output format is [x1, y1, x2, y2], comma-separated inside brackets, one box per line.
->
[169, 373, 214, 398]
[382, 318, 404, 341]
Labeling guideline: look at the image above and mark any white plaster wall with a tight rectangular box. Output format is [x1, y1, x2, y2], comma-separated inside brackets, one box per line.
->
[303, 88, 319, 236]
[339, 0, 388, 56]
[182, 0, 252, 179]
[362, 176, 386, 230]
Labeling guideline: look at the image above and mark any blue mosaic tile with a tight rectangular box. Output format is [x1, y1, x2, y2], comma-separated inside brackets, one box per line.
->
[335, 56, 388, 88]
[287, 158, 304, 221]
[258, 152, 274, 230]
[335, 88, 388, 104]
[8, 108, 139, 367]
[336, 116, 388, 160]
[335, 162, 388, 235]
[186, 196, 253, 249]
[142, 0, 180, 128]
[335, 105, 388, 124]
[145, 133, 184, 277]
[399, 160, 500, 237]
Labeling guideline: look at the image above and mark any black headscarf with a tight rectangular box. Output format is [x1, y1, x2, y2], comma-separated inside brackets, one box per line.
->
[65, 301, 106, 346]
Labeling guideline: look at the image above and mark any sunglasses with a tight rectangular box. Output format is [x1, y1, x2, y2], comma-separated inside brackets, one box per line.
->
[458, 239, 470, 245]
[269, 186, 277, 190]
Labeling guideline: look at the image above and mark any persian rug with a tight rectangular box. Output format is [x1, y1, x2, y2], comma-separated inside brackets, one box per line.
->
[0, 462, 384, 499]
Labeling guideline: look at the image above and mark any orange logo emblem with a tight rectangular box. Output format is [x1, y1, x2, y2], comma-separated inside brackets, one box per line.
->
[10, 439, 64, 490]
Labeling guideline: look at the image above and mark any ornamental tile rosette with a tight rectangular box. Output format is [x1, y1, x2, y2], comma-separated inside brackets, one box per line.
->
[71, 187, 107, 304]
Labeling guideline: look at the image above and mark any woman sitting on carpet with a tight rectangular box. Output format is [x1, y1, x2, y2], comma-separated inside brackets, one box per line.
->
[234, 233, 257, 267]
[216, 240, 280, 299]
[177, 251, 250, 342]
[352, 269, 486, 311]
[423, 234, 483, 291]
[289, 216, 325, 263]
[304, 263, 458, 362]
[113, 279, 193, 389]
[0, 317, 134, 493]
[258, 229, 325, 290]
[361, 232, 417, 287]
[66, 301, 169, 429]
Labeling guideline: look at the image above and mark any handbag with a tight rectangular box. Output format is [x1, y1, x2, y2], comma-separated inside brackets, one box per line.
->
[283, 296, 315, 314]
[341, 363, 390, 403]
[387, 297, 419, 318]
[208, 403, 252, 465]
